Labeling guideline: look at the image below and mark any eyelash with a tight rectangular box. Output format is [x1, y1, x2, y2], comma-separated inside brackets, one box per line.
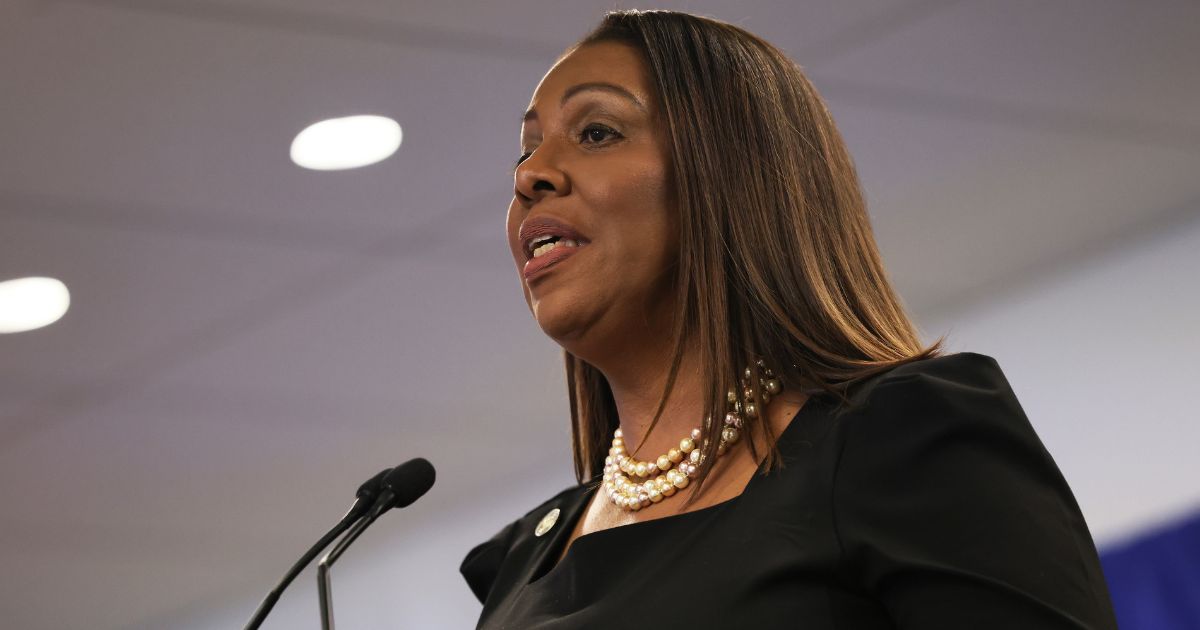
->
[579, 123, 622, 146]
[513, 123, 624, 169]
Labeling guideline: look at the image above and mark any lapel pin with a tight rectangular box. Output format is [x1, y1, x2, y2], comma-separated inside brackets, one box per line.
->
[535, 508, 560, 537]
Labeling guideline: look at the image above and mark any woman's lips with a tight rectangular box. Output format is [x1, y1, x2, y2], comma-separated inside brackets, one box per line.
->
[523, 243, 585, 282]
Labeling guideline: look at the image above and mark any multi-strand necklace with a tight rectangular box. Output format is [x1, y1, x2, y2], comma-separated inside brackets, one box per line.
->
[602, 360, 782, 511]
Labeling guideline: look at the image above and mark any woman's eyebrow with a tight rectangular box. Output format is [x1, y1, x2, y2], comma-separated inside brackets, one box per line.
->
[521, 81, 647, 123]
[560, 82, 646, 111]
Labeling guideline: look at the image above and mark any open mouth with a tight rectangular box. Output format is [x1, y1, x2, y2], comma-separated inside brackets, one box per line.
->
[518, 215, 590, 281]
[527, 234, 582, 259]
[522, 238, 587, 282]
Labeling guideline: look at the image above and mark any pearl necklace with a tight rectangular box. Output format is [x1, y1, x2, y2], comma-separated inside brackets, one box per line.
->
[601, 361, 782, 511]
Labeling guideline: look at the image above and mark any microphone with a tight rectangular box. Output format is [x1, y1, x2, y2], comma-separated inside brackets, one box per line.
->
[375, 457, 437, 510]
[242, 466, 396, 630]
[317, 458, 436, 630]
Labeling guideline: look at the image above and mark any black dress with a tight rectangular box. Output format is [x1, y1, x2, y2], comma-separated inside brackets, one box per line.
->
[460, 352, 1118, 629]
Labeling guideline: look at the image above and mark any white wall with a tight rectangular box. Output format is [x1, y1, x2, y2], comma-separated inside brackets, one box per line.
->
[923, 208, 1200, 549]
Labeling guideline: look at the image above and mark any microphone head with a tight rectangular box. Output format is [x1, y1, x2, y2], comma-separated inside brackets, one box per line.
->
[356, 467, 394, 501]
[380, 458, 436, 509]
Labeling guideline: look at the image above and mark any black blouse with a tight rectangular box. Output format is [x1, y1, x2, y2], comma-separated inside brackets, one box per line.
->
[460, 352, 1118, 629]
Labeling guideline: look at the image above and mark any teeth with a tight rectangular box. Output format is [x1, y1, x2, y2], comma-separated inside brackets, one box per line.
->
[532, 238, 578, 258]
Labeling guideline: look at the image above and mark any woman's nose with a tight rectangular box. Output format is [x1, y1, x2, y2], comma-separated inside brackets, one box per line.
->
[514, 148, 570, 205]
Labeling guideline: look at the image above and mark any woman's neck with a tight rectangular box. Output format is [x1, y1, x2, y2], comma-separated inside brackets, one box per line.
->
[587, 332, 811, 485]
[601, 339, 709, 460]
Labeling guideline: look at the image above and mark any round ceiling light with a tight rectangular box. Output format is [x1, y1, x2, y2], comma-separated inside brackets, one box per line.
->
[0, 276, 71, 334]
[290, 114, 402, 171]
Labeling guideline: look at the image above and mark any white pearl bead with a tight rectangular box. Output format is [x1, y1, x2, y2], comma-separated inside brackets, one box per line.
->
[601, 367, 778, 510]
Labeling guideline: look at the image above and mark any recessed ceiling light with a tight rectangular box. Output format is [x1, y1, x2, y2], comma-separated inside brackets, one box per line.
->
[0, 276, 71, 334]
[290, 115, 402, 171]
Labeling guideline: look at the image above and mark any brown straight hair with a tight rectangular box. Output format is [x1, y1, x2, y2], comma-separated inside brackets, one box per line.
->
[562, 10, 944, 495]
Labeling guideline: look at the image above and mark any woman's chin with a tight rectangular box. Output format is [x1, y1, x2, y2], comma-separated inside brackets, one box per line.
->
[532, 309, 584, 343]
[531, 298, 597, 348]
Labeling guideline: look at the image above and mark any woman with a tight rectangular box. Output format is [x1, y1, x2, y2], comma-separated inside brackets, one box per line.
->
[461, 10, 1117, 629]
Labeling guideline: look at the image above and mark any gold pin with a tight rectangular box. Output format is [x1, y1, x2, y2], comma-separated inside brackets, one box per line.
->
[535, 508, 560, 537]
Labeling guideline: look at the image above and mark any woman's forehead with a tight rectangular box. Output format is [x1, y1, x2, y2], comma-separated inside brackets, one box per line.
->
[527, 42, 652, 113]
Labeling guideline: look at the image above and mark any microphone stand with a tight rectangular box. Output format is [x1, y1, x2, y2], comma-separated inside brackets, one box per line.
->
[317, 492, 392, 630]
[242, 459, 431, 630]
[243, 467, 391, 630]
[243, 503, 364, 630]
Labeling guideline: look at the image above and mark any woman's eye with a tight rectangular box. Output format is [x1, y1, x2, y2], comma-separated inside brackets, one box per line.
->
[580, 124, 621, 145]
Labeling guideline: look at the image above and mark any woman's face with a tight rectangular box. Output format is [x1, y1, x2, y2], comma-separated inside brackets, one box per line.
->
[506, 41, 677, 358]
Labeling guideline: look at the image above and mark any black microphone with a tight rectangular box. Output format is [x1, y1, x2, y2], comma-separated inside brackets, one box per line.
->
[242, 466, 394, 630]
[317, 458, 436, 630]
[372, 457, 437, 513]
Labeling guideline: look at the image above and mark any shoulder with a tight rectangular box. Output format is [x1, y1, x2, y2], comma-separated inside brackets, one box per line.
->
[828, 351, 1028, 444]
[459, 482, 590, 604]
[827, 352, 1118, 627]
[843, 350, 1011, 410]
[831, 350, 1049, 501]
[883, 349, 1003, 382]
[761, 353, 1015, 475]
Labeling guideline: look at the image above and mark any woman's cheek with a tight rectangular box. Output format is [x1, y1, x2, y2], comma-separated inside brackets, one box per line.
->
[505, 202, 524, 268]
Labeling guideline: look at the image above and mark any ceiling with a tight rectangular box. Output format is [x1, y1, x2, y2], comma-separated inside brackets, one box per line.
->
[1, 0, 1197, 628]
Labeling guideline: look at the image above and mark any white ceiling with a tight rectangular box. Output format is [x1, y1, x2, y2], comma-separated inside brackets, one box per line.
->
[1, 1, 1197, 628]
